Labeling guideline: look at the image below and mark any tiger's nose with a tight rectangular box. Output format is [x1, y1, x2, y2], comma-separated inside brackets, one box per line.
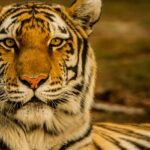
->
[20, 75, 48, 89]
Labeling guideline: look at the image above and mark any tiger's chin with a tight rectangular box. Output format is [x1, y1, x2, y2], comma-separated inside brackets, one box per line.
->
[9, 101, 54, 128]
[14, 104, 53, 126]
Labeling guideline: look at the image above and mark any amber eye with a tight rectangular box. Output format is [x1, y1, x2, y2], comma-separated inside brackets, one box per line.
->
[4, 38, 16, 48]
[50, 38, 63, 47]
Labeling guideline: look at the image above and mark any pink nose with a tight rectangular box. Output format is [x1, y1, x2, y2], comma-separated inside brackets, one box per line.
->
[20, 75, 48, 89]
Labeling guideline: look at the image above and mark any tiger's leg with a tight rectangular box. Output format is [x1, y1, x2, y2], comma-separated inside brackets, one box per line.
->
[0, 114, 30, 150]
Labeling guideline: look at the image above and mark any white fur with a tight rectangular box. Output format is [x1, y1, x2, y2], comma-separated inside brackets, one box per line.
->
[71, 0, 102, 26]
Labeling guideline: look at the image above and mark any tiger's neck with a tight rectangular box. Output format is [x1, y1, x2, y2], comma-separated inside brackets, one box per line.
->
[23, 112, 92, 150]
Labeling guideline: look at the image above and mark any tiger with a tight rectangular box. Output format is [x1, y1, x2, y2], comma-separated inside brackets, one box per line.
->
[0, 0, 149, 150]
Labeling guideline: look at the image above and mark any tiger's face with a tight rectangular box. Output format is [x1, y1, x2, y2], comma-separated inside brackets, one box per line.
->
[0, 1, 101, 129]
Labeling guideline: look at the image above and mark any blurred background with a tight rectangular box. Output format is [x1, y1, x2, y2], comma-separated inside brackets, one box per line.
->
[0, 0, 150, 123]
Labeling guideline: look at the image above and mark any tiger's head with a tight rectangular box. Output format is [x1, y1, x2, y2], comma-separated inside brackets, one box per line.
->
[0, 0, 101, 130]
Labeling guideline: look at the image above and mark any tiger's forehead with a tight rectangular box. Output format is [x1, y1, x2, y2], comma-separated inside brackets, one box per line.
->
[0, 2, 70, 39]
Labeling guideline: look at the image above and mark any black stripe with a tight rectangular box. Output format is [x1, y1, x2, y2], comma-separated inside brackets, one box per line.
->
[0, 7, 24, 25]
[65, 43, 78, 81]
[0, 28, 7, 34]
[33, 4, 52, 10]
[53, 7, 88, 81]
[131, 124, 150, 131]
[6, 101, 22, 113]
[80, 71, 93, 111]
[0, 63, 7, 76]
[43, 123, 60, 136]
[82, 39, 88, 75]
[58, 26, 67, 34]
[66, 43, 74, 55]
[67, 38, 82, 81]
[13, 119, 55, 137]
[0, 96, 7, 101]
[100, 133, 127, 150]
[44, 88, 61, 92]
[11, 11, 30, 19]
[20, 121, 60, 137]
[52, 7, 85, 79]
[16, 17, 32, 35]
[16, 16, 50, 35]
[59, 109, 79, 116]
[0, 63, 6, 70]
[57, 10, 89, 76]
[48, 99, 68, 109]
[99, 124, 150, 141]
[93, 142, 103, 150]
[67, 65, 78, 81]
[73, 82, 83, 95]
[38, 11, 55, 21]
[6, 19, 17, 31]
[13, 118, 40, 134]
[0, 90, 6, 96]
[70, 0, 77, 7]
[59, 126, 92, 150]
[7, 90, 24, 94]
[121, 138, 150, 150]
[0, 139, 11, 150]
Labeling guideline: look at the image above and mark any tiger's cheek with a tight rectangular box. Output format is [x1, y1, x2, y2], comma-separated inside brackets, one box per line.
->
[49, 52, 67, 85]
[0, 49, 17, 85]
[49, 42, 77, 84]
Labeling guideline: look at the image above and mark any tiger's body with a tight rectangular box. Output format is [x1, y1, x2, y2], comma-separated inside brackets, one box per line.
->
[0, 0, 149, 150]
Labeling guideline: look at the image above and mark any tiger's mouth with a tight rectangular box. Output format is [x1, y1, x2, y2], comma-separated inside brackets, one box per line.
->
[26, 96, 45, 105]
[6, 96, 66, 114]
[6, 96, 45, 113]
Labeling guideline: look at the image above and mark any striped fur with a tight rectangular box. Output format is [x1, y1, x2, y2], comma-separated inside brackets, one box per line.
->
[0, 1, 149, 150]
[92, 123, 150, 150]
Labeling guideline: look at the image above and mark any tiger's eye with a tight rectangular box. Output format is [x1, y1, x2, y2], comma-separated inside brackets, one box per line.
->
[4, 38, 16, 48]
[50, 38, 63, 47]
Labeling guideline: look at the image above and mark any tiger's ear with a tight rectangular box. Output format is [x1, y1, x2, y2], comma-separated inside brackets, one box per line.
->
[68, 0, 102, 35]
